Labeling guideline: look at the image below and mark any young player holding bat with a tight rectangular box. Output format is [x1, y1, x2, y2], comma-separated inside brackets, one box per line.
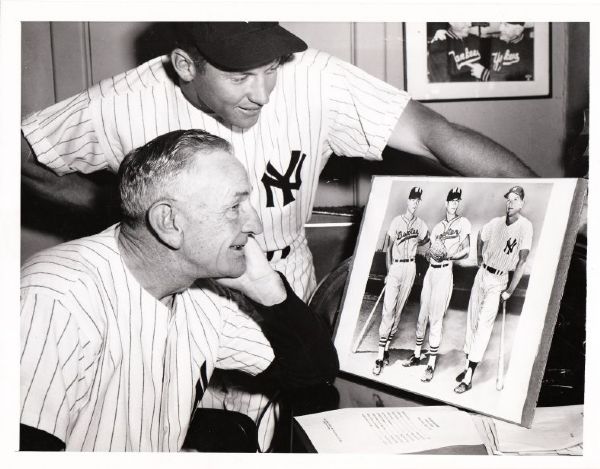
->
[454, 186, 532, 393]
[372, 187, 429, 376]
[403, 188, 471, 382]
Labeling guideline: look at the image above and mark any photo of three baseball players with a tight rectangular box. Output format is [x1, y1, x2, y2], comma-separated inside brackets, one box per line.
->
[372, 184, 533, 395]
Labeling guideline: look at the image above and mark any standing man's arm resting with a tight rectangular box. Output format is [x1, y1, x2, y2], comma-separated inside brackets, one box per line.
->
[21, 136, 117, 214]
[502, 249, 530, 300]
[386, 100, 537, 177]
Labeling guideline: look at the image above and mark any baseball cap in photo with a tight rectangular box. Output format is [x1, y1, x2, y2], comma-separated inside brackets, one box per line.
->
[409, 187, 423, 199]
[504, 185, 525, 199]
[446, 187, 462, 201]
[177, 22, 307, 71]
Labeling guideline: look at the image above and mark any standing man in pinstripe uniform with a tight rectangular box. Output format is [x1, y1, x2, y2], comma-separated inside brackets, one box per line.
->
[373, 186, 429, 376]
[19, 129, 338, 451]
[20, 21, 535, 447]
[22, 22, 536, 303]
[454, 185, 532, 393]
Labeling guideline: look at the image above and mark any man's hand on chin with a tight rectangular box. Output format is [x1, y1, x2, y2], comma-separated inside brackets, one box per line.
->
[217, 237, 286, 306]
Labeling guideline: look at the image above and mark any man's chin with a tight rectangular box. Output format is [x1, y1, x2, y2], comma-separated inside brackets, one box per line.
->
[229, 111, 261, 129]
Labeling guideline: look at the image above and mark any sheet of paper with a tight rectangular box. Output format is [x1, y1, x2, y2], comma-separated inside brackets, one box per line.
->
[294, 406, 482, 454]
[494, 405, 583, 453]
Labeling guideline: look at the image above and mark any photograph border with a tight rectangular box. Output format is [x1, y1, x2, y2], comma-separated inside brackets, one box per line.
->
[333, 176, 586, 427]
[403, 22, 552, 102]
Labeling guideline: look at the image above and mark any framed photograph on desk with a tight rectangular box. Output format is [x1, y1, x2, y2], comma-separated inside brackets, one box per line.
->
[404, 22, 551, 101]
[333, 176, 586, 426]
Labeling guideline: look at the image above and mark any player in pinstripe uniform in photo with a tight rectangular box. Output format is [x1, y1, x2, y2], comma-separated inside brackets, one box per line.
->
[19, 129, 338, 451]
[373, 187, 429, 376]
[403, 187, 471, 382]
[454, 185, 533, 393]
[20, 21, 535, 448]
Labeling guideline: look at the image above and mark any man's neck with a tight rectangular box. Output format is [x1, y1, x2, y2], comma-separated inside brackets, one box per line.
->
[404, 211, 415, 220]
[505, 213, 521, 225]
[179, 81, 217, 117]
[118, 224, 188, 305]
[446, 213, 458, 222]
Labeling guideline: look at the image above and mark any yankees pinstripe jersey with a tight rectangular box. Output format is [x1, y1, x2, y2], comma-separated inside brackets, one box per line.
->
[21, 49, 410, 300]
[20, 224, 275, 451]
[430, 216, 471, 261]
[481, 215, 533, 273]
[387, 215, 428, 261]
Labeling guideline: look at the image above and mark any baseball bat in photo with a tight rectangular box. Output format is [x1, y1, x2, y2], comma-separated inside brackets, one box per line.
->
[352, 286, 385, 353]
[496, 299, 507, 391]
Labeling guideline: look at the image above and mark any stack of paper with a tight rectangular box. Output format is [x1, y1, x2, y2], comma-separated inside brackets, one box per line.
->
[294, 406, 483, 453]
[472, 405, 583, 456]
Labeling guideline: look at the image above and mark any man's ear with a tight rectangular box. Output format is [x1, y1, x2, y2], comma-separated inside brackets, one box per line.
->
[171, 48, 197, 83]
[148, 201, 183, 249]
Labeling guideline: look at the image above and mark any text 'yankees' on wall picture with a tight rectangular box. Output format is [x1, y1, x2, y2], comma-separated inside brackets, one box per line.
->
[404, 22, 551, 101]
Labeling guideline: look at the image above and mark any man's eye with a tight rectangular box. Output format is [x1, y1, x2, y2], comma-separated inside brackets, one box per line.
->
[230, 75, 247, 83]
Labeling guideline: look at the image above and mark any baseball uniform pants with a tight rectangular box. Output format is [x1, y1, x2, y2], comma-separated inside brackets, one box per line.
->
[379, 261, 416, 340]
[416, 264, 453, 351]
[463, 267, 508, 362]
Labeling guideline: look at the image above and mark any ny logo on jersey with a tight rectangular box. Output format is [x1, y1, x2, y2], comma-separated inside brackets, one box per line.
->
[261, 151, 307, 207]
[504, 238, 518, 254]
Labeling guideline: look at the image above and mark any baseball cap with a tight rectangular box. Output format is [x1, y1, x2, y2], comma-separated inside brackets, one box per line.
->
[408, 187, 423, 200]
[504, 185, 525, 200]
[506, 22, 526, 26]
[446, 187, 462, 201]
[176, 22, 307, 71]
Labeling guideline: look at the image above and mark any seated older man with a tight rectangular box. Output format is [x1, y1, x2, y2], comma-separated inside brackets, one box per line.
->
[19, 129, 338, 451]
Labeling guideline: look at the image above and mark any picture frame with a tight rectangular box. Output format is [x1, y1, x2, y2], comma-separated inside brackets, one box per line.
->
[404, 22, 551, 101]
[333, 176, 586, 426]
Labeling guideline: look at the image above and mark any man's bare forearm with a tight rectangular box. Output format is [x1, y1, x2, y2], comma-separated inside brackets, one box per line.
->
[428, 121, 537, 177]
[388, 100, 538, 177]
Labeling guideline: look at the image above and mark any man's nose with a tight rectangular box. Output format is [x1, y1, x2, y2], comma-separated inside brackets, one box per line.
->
[248, 76, 271, 106]
[242, 205, 263, 235]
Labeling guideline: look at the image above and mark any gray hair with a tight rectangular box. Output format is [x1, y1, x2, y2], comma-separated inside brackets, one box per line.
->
[118, 129, 232, 227]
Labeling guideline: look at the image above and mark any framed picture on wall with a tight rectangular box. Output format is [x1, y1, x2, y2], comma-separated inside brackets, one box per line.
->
[404, 22, 551, 101]
[333, 176, 586, 426]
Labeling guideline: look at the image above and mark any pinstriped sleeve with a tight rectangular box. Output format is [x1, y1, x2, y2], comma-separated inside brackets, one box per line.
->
[20, 290, 95, 444]
[216, 303, 275, 376]
[325, 56, 410, 161]
[21, 87, 116, 176]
